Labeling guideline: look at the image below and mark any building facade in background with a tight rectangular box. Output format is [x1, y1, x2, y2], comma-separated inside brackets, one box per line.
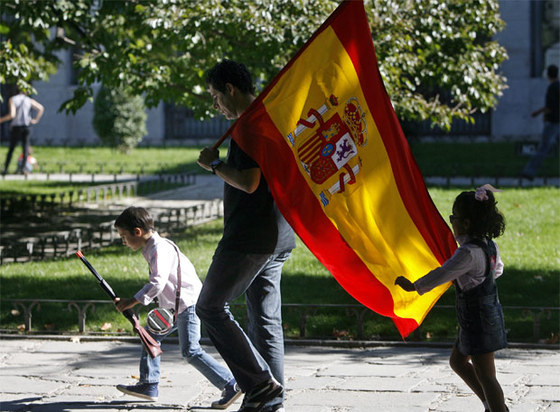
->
[1, 0, 558, 146]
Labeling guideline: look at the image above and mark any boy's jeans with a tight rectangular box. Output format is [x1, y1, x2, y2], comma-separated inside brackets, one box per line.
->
[139, 305, 233, 389]
[196, 248, 291, 409]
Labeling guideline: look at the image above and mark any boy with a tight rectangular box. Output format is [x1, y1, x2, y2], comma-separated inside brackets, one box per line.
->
[113, 206, 241, 409]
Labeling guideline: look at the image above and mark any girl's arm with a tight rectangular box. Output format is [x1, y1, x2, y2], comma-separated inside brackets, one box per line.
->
[396, 247, 475, 295]
[395, 276, 415, 291]
[494, 241, 504, 278]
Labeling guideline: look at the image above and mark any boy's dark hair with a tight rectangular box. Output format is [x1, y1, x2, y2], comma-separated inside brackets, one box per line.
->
[114, 206, 154, 233]
[205, 59, 255, 95]
[548, 65, 558, 79]
[453, 190, 506, 239]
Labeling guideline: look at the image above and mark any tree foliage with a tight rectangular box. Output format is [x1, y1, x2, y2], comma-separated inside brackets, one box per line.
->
[93, 85, 147, 152]
[0, 0, 507, 130]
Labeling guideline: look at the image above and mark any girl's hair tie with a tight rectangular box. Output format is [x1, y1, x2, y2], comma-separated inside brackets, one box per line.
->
[475, 184, 501, 201]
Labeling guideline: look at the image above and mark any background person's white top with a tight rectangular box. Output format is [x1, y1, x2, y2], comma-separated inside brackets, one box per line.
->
[11, 94, 32, 126]
[135, 232, 202, 313]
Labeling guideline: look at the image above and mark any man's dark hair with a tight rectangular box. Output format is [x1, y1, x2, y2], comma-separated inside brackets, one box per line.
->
[206, 59, 255, 95]
[547, 65, 558, 79]
[114, 206, 155, 233]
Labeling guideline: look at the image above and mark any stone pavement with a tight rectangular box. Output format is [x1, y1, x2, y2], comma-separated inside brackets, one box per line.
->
[133, 174, 224, 205]
[64, 173, 225, 212]
[1, 172, 225, 211]
[0, 337, 558, 412]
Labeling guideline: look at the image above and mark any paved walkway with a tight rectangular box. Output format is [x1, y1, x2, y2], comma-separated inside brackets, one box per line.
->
[132, 174, 224, 205]
[0, 338, 558, 412]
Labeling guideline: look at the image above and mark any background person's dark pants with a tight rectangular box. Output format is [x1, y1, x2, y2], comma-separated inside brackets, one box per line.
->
[3, 125, 30, 174]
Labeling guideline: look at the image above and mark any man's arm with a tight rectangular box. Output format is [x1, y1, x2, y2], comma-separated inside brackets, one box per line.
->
[197, 147, 261, 193]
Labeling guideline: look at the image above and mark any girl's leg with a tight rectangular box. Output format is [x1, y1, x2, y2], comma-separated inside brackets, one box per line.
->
[449, 346, 486, 403]
[471, 352, 507, 412]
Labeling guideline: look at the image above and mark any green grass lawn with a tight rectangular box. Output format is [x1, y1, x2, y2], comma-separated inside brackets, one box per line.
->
[1, 187, 558, 342]
[0, 141, 558, 185]
[0, 180, 93, 197]
[1, 141, 557, 202]
[0, 146, 207, 202]
[409, 141, 559, 177]
[0, 146, 204, 176]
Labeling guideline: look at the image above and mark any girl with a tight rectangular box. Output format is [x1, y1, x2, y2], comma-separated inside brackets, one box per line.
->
[395, 184, 508, 412]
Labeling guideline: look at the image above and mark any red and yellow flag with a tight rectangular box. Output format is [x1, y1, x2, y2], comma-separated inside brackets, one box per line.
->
[223, 0, 457, 337]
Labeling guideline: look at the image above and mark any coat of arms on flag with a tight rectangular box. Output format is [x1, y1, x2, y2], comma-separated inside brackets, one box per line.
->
[289, 94, 368, 206]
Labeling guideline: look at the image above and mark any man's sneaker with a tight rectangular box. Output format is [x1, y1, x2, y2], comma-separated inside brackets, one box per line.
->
[236, 378, 283, 412]
[116, 382, 158, 401]
[211, 381, 242, 409]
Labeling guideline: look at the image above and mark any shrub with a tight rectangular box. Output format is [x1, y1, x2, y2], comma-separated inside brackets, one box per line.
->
[93, 85, 147, 152]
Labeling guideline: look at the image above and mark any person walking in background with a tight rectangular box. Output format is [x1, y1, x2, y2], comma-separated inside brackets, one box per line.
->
[395, 184, 508, 412]
[113, 206, 241, 409]
[521, 64, 559, 180]
[0, 87, 44, 175]
[196, 59, 295, 412]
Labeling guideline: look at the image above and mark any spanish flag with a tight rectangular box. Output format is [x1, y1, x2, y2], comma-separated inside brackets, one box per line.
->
[224, 0, 457, 338]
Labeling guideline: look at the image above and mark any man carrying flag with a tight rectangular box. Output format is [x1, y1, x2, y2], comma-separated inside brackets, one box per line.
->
[197, 0, 458, 410]
[205, 0, 456, 340]
[196, 60, 295, 412]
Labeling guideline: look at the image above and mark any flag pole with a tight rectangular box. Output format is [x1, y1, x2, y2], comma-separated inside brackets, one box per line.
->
[211, 134, 228, 150]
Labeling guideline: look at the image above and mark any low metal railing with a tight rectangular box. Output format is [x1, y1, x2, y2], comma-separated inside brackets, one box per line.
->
[2, 299, 558, 343]
[0, 173, 197, 215]
[0, 199, 223, 264]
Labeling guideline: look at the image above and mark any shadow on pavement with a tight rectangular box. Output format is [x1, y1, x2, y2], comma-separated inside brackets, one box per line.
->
[1, 398, 182, 411]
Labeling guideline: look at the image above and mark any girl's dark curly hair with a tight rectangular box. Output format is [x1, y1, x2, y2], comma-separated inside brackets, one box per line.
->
[453, 189, 506, 239]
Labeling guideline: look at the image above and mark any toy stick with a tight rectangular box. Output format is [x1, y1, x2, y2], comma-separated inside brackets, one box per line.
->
[76, 251, 162, 358]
